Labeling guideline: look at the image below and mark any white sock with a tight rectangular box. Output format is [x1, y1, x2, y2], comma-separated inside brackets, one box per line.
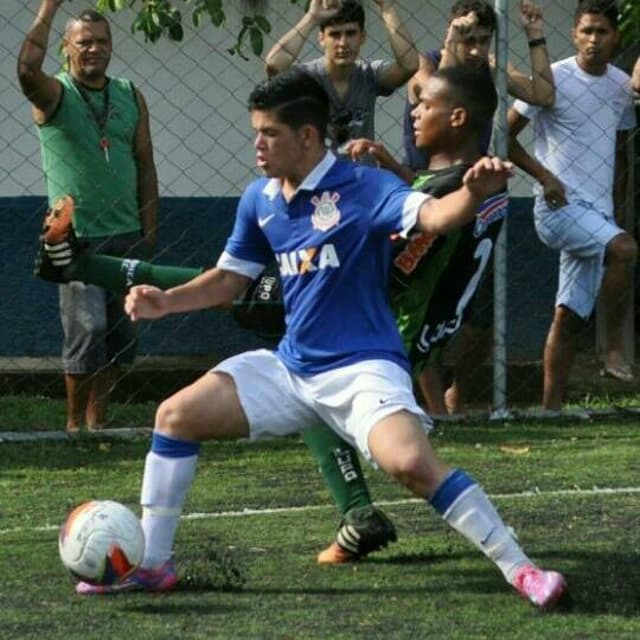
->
[139, 451, 198, 568]
[442, 484, 529, 583]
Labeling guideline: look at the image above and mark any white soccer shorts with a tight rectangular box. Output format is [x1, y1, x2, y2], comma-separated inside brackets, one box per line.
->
[212, 349, 433, 462]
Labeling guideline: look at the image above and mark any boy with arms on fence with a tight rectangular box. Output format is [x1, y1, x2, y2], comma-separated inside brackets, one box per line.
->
[67, 68, 566, 608]
[265, 0, 418, 158]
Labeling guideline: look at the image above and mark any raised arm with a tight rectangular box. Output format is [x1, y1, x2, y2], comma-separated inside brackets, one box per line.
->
[125, 268, 253, 322]
[439, 10, 481, 69]
[504, 0, 554, 106]
[406, 52, 437, 109]
[264, 0, 339, 77]
[17, 0, 64, 124]
[133, 89, 159, 257]
[507, 107, 566, 208]
[373, 0, 419, 90]
[416, 157, 513, 235]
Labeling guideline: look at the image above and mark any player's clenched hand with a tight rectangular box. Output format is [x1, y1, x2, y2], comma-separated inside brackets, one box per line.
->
[125, 285, 170, 321]
[463, 156, 514, 197]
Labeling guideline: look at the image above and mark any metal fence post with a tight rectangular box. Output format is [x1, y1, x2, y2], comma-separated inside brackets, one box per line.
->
[491, 0, 509, 418]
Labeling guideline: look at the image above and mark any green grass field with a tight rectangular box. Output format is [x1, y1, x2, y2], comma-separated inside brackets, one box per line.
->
[2, 404, 640, 639]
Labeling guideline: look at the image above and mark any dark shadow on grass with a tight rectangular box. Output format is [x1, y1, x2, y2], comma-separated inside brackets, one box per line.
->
[122, 600, 238, 615]
[102, 547, 639, 618]
[518, 549, 640, 617]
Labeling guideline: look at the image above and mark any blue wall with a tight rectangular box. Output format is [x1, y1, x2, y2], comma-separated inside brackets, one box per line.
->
[0, 196, 557, 360]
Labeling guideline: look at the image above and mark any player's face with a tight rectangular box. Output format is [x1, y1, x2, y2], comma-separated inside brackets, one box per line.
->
[64, 20, 112, 84]
[411, 77, 455, 151]
[319, 22, 365, 67]
[573, 13, 619, 73]
[251, 109, 307, 179]
[451, 25, 493, 65]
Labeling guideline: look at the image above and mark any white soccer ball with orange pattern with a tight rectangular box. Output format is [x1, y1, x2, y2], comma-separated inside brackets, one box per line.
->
[59, 500, 145, 585]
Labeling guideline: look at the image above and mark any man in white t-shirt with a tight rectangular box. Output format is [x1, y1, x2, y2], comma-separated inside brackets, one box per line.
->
[508, 0, 637, 410]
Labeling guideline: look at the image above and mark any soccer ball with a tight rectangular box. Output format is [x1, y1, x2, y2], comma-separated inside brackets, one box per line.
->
[59, 500, 145, 585]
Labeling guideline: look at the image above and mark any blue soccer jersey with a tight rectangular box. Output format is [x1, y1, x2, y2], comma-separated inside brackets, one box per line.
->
[218, 153, 429, 375]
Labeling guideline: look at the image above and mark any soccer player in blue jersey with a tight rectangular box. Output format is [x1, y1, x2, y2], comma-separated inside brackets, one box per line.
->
[70, 68, 566, 608]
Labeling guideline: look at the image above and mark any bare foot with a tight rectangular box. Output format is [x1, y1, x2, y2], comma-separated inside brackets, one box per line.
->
[444, 386, 460, 415]
[602, 352, 633, 382]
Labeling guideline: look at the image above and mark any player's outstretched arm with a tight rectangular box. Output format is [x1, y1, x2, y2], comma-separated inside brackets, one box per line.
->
[265, 0, 340, 77]
[416, 156, 513, 235]
[125, 268, 251, 321]
[17, 0, 64, 123]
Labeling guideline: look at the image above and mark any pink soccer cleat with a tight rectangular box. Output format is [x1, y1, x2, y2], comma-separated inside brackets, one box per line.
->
[512, 564, 567, 609]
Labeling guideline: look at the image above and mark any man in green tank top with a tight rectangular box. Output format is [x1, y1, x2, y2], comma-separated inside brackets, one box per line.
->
[18, 0, 159, 432]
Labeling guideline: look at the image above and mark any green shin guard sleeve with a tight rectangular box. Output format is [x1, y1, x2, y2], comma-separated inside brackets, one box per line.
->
[67, 253, 203, 294]
[301, 425, 372, 514]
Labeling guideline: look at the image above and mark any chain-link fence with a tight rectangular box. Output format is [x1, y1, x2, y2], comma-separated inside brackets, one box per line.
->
[0, 1, 638, 417]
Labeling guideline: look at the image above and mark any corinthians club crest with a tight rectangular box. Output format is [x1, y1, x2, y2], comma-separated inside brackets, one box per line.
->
[311, 191, 341, 231]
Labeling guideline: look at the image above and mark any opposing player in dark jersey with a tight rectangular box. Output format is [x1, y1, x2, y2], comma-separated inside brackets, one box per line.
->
[346, 63, 507, 415]
[403, 0, 554, 414]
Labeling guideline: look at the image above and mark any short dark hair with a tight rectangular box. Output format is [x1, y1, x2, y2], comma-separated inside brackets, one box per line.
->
[434, 64, 497, 133]
[575, 0, 619, 28]
[320, 1, 365, 31]
[65, 9, 111, 38]
[248, 68, 330, 140]
[449, 1, 496, 31]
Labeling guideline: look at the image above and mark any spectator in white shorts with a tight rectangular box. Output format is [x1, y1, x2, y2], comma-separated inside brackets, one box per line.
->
[507, 0, 637, 410]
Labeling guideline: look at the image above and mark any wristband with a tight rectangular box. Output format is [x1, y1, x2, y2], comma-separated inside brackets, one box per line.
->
[528, 37, 547, 48]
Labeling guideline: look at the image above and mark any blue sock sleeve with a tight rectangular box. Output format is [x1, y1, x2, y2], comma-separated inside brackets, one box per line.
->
[151, 432, 201, 458]
[430, 469, 477, 515]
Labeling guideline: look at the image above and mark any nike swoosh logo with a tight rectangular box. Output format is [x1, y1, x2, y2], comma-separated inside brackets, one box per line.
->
[258, 214, 275, 228]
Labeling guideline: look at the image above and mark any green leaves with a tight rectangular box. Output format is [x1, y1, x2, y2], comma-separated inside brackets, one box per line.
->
[126, 1, 183, 43]
[619, 0, 640, 49]
[227, 14, 271, 60]
[92, 0, 275, 58]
